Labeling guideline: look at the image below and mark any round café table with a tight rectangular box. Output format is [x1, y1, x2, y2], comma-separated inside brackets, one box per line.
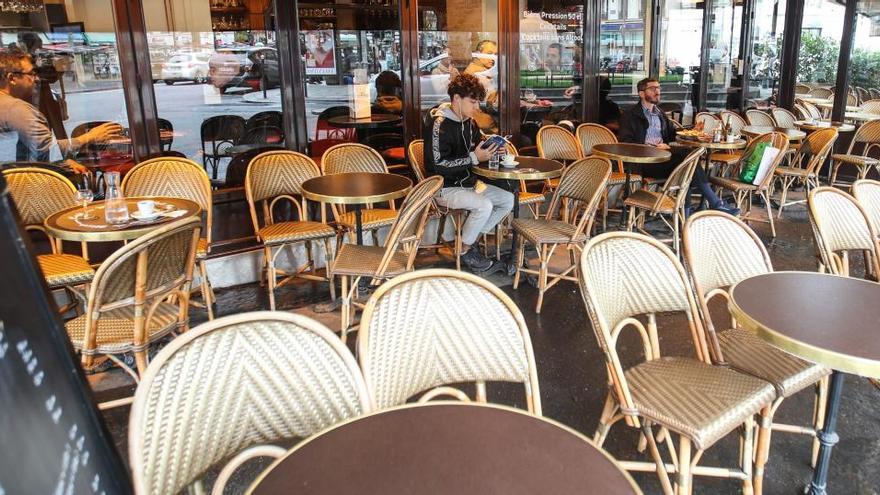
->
[44, 196, 201, 242]
[729, 271, 880, 495]
[794, 120, 856, 133]
[226, 143, 285, 156]
[300, 172, 411, 245]
[472, 156, 563, 262]
[741, 125, 806, 141]
[326, 114, 402, 129]
[844, 112, 880, 123]
[592, 143, 671, 225]
[247, 402, 642, 495]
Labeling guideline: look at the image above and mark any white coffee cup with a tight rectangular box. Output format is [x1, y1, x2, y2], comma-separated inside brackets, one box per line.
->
[137, 200, 156, 216]
[726, 134, 736, 143]
[502, 153, 515, 164]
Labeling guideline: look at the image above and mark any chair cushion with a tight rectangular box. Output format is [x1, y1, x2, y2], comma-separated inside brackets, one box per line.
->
[831, 154, 880, 167]
[381, 147, 406, 162]
[625, 356, 776, 450]
[259, 221, 336, 245]
[336, 209, 398, 231]
[710, 152, 742, 165]
[710, 176, 758, 192]
[719, 328, 830, 398]
[330, 243, 410, 277]
[512, 218, 586, 244]
[38, 254, 94, 287]
[623, 189, 676, 213]
[519, 191, 546, 205]
[65, 302, 180, 355]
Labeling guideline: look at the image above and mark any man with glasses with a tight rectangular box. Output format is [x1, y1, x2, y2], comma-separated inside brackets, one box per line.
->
[619, 77, 738, 216]
[0, 48, 120, 163]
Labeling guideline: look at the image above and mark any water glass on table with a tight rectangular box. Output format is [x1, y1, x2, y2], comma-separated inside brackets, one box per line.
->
[489, 153, 500, 170]
[75, 187, 95, 220]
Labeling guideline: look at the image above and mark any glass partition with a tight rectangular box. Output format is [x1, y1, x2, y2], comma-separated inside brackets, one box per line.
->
[705, 0, 743, 111]
[658, 0, 704, 122]
[747, 0, 786, 107]
[600, 0, 651, 110]
[847, 7, 880, 102]
[798, 0, 846, 90]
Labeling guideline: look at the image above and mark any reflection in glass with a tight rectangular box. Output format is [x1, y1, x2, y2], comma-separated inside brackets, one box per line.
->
[705, 0, 742, 111]
[798, 0, 845, 88]
[600, 0, 650, 109]
[658, 0, 703, 122]
[747, 0, 785, 108]
[846, 7, 880, 101]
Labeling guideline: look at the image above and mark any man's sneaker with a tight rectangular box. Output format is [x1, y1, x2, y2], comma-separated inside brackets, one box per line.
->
[461, 248, 493, 272]
[712, 203, 741, 216]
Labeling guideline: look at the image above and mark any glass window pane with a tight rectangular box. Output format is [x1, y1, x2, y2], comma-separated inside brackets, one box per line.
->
[1, 8, 129, 168]
[417, 0, 498, 129]
[519, 1, 583, 142]
[847, 6, 880, 102]
[706, 0, 743, 111]
[798, 0, 846, 88]
[659, 0, 703, 122]
[601, 0, 651, 111]
[747, 0, 785, 107]
[300, 2, 404, 161]
[143, 0, 280, 183]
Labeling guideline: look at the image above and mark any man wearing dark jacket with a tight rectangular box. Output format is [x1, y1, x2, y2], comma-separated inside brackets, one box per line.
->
[619, 77, 738, 215]
[424, 73, 513, 272]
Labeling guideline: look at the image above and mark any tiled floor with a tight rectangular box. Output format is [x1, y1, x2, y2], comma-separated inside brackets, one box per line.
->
[93, 198, 880, 494]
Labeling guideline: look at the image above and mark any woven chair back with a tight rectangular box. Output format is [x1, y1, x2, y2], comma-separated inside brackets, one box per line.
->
[129, 312, 371, 495]
[3, 167, 77, 229]
[792, 128, 838, 174]
[771, 108, 798, 129]
[244, 150, 321, 233]
[808, 187, 879, 273]
[545, 157, 611, 240]
[407, 139, 426, 181]
[860, 100, 880, 115]
[536, 124, 582, 161]
[719, 111, 747, 135]
[795, 84, 812, 95]
[654, 147, 704, 213]
[122, 157, 212, 243]
[695, 112, 720, 132]
[321, 142, 388, 175]
[358, 269, 541, 413]
[741, 132, 789, 190]
[374, 176, 442, 276]
[847, 93, 859, 106]
[852, 179, 880, 236]
[745, 109, 776, 127]
[797, 100, 822, 120]
[793, 104, 811, 121]
[808, 87, 833, 99]
[578, 232, 710, 411]
[575, 123, 616, 155]
[847, 119, 880, 157]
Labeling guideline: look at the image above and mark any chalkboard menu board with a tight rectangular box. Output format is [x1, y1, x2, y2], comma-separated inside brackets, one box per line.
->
[0, 174, 131, 493]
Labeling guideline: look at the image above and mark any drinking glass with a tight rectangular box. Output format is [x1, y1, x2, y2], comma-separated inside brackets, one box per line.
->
[523, 88, 537, 103]
[488, 154, 500, 170]
[75, 188, 95, 220]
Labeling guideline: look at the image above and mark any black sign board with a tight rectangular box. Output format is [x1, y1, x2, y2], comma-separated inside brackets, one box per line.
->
[0, 173, 131, 494]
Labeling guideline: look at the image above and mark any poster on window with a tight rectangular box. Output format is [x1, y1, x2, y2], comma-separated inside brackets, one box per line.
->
[303, 30, 337, 75]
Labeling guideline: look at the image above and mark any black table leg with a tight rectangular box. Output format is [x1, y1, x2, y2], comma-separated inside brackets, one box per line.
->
[503, 179, 522, 265]
[354, 204, 364, 245]
[620, 164, 632, 228]
[809, 370, 845, 495]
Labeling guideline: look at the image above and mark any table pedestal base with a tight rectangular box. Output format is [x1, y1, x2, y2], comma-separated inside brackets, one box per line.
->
[808, 370, 844, 495]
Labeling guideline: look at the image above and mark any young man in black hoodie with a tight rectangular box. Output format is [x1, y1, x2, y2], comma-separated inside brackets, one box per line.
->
[424, 73, 514, 272]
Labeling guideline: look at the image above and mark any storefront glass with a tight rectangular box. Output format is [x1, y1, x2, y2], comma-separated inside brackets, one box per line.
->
[658, 0, 704, 121]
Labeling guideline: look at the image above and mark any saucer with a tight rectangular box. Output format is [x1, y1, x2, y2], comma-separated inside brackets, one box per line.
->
[131, 210, 161, 221]
[501, 160, 518, 168]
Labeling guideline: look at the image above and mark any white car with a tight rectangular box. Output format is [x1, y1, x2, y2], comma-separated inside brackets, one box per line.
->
[369, 54, 453, 108]
[161, 52, 212, 85]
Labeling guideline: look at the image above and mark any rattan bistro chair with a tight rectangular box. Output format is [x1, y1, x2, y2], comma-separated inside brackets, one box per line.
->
[129, 312, 372, 495]
[578, 232, 775, 495]
[683, 211, 831, 482]
[829, 119, 880, 188]
[576, 123, 646, 229]
[774, 128, 838, 218]
[358, 269, 541, 414]
[321, 143, 398, 246]
[512, 157, 610, 313]
[537, 124, 582, 192]
[808, 87, 833, 99]
[245, 151, 337, 311]
[853, 179, 880, 240]
[623, 147, 704, 255]
[808, 187, 880, 277]
[331, 176, 442, 342]
[4, 167, 94, 312]
[122, 157, 217, 319]
[66, 217, 200, 381]
[771, 108, 798, 129]
[710, 132, 789, 238]
[745, 109, 776, 127]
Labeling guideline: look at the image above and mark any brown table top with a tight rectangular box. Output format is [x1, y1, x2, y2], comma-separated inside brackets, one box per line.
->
[741, 126, 806, 140]
[472, 156, 564, 180]
[592, 143, 671, 163]
[301, 172, 412, 205]
[44, 196, 200, 242]
[729, 271, 880, 378]
[327, 114, 402, 128]
[675, 137, 748, 150]
[794, 120, 856, 132]
[248, 403, 642, 495]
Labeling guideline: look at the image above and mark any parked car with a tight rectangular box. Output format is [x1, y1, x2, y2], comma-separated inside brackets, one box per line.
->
[209, 47, 280, 94]
[161, 52, 212, 85]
